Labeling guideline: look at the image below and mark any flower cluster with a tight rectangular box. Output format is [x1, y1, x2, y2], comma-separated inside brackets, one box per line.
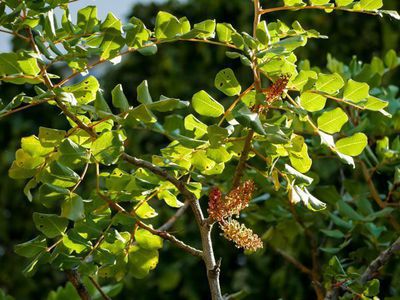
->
[208, 180, 255, 222]
[208, 180, 263, 252]
[265, 74, 290, 103]
[219, 219, 263, 252]
[251, 75, 290, 114]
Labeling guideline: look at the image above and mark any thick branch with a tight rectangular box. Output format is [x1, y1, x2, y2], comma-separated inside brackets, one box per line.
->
[121, 153, 223, 300]
[361, 236, 400, 284]
[66, 270, 91, 300]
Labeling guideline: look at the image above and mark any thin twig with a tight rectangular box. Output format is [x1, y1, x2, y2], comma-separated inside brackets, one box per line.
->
[158, 201, 190, 231]
[70, 161, 90, 193]
[136, 220, 203, 258]
[260, 5, 380, 16]
[0, 28, 30, 41]
[232, 130, 255, 188]
[88, 276, 111, 300]
[274, 248, 313, 275]
[0, 99, 51, 119]
[360, 161, 400, 231]
[55, 38, 237, 88]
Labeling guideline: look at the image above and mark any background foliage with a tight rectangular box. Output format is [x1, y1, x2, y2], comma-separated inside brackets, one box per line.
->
[0, 0, 399, 299]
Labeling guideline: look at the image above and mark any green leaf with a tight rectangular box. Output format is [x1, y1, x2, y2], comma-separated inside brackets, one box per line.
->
[95, 90, 113, 115]
[112, 84, 130, 112]
[335, 133, 368, 156]
[126, 104, 157, 124]
[300, 92, 327, 112]
[192, 90, 224, 117]
[147, 96, 189, 112]
[364, 279, 380, 297]
[77, 5, 98, 33]
[91, 131, 125, 166]
[15, 236, 47, 258]
[343, 79, 369, 103]
[40, 162, 80, 188]
[33, 213, 68, 238]
[310, 0, 330, 4]
[155, 11, 186, 39]
[58, 139, 89, 169]
[363, 96, 388, 111]
[184, 114, 207, 138]
[358, 0, 383, 10]
[315, 73, 344, 95]
[193, 19, 216, 38]
[62, 230, 91, 254]
[134, 228, 163, 250]
[320, 229, 345, 239]
[129, 245, 159, 279]
[126, 17, 150, 48]
[284, 0, 305, 5]
[136, 202, 158, 219]
[206, 147, 232, 163]
[207, 125, 229, 147]
[384, 49, 399, 69]
[63, 76, 99, 105]
[61, 194, 85, 221]
[0, 53, 42, 84]
[100, 12, 125, 60]
[337, 200, 364, 221]
[291, 186, 326, 211]
[335, 0, 353, 6]
[215, 68, 241, 96]
[216, 23, 236, 43]
[230, 102, 266, 135]
[289, 143, 312, 173]
[137, 80, 153, 104]
[317, 108, 348, 134]
[38, 127, 65, 147]
[37, 183, 69, 207]
[284, 164, 314, 185]
[138, 43, 158, 56]
[158, 189, 184, 208]
[191, 150, 216, 173]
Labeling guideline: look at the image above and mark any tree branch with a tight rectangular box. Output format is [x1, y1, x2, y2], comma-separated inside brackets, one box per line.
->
[274, 248, 312, 276]
[361, 236, 400, 284]
[121, 153, 223, 300]
[88, 276, 111, 300]
[360, 161, 400, 231]
[65, 270, 91, 300]
[232, 130, 254, 188]
[260, 5, 380, 16]
[136, 220, 203, 258]
[158, 201, 190, 231]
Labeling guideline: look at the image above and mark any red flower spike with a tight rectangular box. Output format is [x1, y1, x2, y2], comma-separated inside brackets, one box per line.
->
[207, 180, 255, 222]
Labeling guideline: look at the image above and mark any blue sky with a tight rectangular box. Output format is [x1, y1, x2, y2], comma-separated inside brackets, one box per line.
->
[0, 0, 164, 52]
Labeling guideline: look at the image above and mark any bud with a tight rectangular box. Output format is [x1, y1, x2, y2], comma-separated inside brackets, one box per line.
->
[220, 219, 263, 252]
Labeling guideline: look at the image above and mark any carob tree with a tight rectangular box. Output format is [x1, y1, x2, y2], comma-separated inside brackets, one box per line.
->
[0, 0, 399, 299]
